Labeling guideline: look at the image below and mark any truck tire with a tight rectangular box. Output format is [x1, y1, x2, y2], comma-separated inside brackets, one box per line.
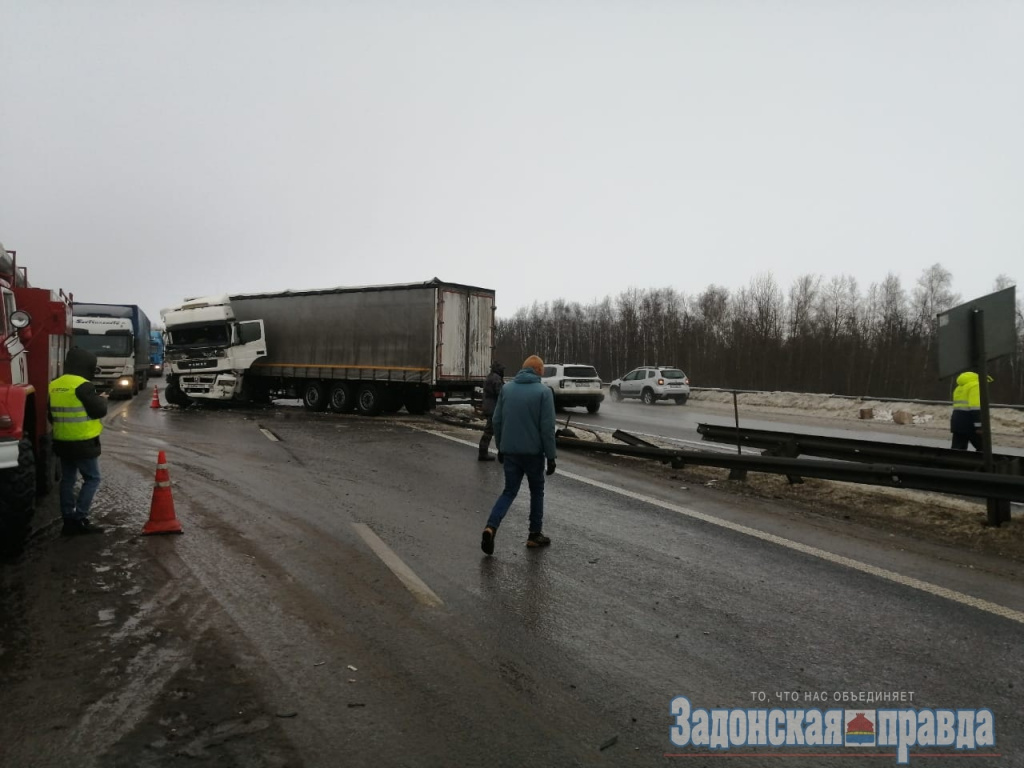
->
[303, 381, 328, 412]
[381, 388, 403, 413]
[0, 438, 36, 558]
[403, 388, 431, 415]
[165, 379, 193, 407]
[35, 437, 58, 496]
[356, 384, 382, 416]
[329, 383, 355, 413]
[641, 388, 656, 406]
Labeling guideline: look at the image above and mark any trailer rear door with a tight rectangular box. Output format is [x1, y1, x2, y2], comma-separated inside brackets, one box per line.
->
[437, 287, 493, 380]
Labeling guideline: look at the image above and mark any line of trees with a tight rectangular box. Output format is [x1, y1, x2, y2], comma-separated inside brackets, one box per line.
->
[494, 265, 1024, 403]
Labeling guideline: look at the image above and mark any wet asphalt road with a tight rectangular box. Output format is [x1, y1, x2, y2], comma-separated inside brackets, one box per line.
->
[1, 392, 1023, 767]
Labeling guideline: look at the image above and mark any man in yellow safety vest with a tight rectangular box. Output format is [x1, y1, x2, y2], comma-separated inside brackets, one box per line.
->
[950, 371, 986, 451]
[48, 347, 108, 535]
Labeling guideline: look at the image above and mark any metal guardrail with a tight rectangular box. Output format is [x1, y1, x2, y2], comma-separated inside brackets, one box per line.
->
[689, 386, 1024, 412]
[696, 423, 1024, 476]
[556, 436, 1024, 502]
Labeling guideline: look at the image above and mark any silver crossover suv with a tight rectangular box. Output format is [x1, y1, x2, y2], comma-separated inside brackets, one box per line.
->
[609, 366, 690, 405]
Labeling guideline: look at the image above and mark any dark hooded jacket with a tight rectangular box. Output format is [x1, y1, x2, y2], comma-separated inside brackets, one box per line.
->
[482, 361, 505, 417]
[49, 347, 108, 459]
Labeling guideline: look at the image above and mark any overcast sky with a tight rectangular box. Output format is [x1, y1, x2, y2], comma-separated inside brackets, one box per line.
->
[2, 1, 1021, 327]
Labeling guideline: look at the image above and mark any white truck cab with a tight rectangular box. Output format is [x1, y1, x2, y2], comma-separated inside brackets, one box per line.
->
[161, 294, 266, 403]
[71, 316, 139, 397]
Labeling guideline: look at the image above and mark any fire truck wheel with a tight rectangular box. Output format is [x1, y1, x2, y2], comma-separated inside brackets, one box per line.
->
[0, 438, 36, 557]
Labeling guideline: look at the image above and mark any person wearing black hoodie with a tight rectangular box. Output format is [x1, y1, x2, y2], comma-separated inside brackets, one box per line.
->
[48, 347, 108, 535]
[477, 360, 505, 461]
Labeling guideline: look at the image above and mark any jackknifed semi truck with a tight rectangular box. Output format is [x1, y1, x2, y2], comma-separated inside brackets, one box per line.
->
[161, 279, 496, 415]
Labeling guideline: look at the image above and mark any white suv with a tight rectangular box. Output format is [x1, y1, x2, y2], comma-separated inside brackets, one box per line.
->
[541, 364, 604, 413]
[609, 366, 690, 405]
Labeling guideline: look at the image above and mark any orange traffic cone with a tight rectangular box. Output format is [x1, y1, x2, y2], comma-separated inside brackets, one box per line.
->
[150, 386, 161, 409]
[143, 451, 183, 535]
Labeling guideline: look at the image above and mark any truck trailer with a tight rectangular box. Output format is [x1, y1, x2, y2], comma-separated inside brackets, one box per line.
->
[161, 279, 495, 415]
[72, 303, 152, 398]
[149, 329, 165, 377]
[0, 243, 73, 554]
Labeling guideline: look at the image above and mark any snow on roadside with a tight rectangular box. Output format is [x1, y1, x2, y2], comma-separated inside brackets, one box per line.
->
[690, 389, 1024, 433]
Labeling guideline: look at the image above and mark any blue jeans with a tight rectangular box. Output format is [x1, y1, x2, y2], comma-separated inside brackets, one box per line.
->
[486, 454, 546, 533]
[60, 456, 102, 521]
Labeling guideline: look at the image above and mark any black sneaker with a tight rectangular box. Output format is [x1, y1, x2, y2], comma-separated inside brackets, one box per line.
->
[61, 519, 105, 536]
[526, 531, 551, 548]
[481, 526, 496, 555]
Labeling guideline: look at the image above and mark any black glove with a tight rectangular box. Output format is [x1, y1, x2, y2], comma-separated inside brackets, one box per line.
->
[497, 452, 504, 464]
[546, 459, 556, 476]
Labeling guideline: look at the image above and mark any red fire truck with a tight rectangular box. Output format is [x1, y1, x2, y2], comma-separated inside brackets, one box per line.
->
[0, 243, 73, 555]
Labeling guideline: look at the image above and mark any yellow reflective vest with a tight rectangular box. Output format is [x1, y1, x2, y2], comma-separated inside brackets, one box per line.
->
[49, 375, 103, 442]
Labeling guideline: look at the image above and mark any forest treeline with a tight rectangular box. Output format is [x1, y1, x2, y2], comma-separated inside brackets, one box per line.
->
[494, 265, 1024, 404]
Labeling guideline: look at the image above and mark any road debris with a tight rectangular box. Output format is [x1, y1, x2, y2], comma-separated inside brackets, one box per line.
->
[599, 735, 618, 751]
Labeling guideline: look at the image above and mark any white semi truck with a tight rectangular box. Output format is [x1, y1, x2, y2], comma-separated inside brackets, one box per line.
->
[161, 279, 495, 415]
[72, 303, 152, 398]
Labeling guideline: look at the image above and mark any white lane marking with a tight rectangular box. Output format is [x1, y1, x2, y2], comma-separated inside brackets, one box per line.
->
[416, 427, 1024, 625]
[260, 428, 280, 442]
[352, 523, 444, 608]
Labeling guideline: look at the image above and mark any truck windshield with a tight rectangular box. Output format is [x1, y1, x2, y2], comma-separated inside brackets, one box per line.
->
[167, 324, 230, 346]
[73, 335, 133, 357]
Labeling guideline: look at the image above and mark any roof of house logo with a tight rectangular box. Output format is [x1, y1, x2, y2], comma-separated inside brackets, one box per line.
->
[846, 712, 876, 746]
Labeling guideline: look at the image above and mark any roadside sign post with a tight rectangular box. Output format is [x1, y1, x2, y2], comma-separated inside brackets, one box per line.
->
[937, 288, 1017, 527]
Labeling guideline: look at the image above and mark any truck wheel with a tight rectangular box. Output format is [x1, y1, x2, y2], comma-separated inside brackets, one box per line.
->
[381, 388, 403, 413]
[610, 387, 623, 403]
[35, 437, 58, 496]
[303, 381, 328, 412]
[0, 438, 36, 558]
[641, 389, 656, 405]
[403, 389, 431, 415]
[165, 379, 193, 407]
[329, 383, 355, 413]
[356, 384, 382, 416]
[586, 401, 601, 414]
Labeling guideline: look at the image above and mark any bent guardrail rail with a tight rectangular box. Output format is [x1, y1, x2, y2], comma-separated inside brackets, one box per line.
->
[695, 423, 1023, 476]
[555, 436, 1024, 503]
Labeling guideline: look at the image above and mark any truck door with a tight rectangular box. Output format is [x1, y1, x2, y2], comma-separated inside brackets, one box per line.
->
[437, 288, 493, 380]
[235, 320, 267, 369]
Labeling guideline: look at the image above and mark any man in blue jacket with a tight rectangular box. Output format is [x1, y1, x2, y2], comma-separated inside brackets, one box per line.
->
[481, 354, 557, 554]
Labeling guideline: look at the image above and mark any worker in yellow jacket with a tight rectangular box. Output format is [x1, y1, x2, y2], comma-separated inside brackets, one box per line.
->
[48, 347, 108, 535]
[950, 371, 985, 451]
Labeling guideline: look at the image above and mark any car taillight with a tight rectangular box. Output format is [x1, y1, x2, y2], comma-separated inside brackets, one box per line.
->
[559, 380, 566, 388]
[684, 377, 689, 385]
[658, 378, 665, 386]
